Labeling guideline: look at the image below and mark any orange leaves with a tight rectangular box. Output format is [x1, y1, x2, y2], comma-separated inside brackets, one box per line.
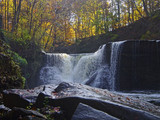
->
[2, 0, 159, 52]
[126, 97, 130, 101]
[33, 9, 37, 14]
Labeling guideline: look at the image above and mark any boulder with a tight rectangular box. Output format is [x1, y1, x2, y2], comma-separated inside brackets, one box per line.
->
[2, 90, 31, 108]
[54, 82, 73, 92]
[4, 107, 46, 120]
[0, 105, 11, 120]
[0, 105, 11, 112]
[2, 83, 160, 120]
[2, 87, 43, 109]
[85, 65, 112, 89]
[35, 92, 52, 108]
[149, 100, 160, 106]
[22, 115, 46, 120]
[36, 95, 160, 120]
[71, 103, 118, 120]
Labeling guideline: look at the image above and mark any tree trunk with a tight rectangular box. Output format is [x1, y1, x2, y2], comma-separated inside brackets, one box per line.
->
[116, 0, 121, 27]
[7, 0, 9, 30]
[12, 0, 17, 32]
[142, 0, 149, 17]
[29, 0, 37, 34]
[16, 0, 22, 30]
[127, 0, 131, 24]
[131, 0, 134, 23]
[4, 0, 6, 30]
[12, 0, 22, 32]
[0, 15, 2, 29]
[0, 14, 5, 40]
[31, 22, 42, 41]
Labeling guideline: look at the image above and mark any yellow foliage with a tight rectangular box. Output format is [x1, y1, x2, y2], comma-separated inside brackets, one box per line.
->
[1, 0, 159, 51]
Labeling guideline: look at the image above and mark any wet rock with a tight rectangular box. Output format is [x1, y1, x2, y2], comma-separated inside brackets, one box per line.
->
[3, 90, 30, 108]
[85, 65, 111, 89]
[54, 82, 73, 93]
[149, 100, 160, 106]
[35, 92, 52, 108]
[50, 110, 65, 120]
[71, 103, 118, 120]
[2, 88, 41, 109]
[40, 105, 54, 115]
[0, 105, 11, 119]
[36, 96, 160, 120]
[4, 107, 46, 120]
[23, 96, 37, 104]
[22, 115, 46, 120]
[0, 105, 11, 112]
[39, 105, 65, 120]
[2, 83, 160, 120]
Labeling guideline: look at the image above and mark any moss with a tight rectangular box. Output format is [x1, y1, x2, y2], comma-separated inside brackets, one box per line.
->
[0, 54, 24, 90]
[0, 32, 25, 91]
[141, 31, 160, 40]
[110, 34, 119, 41]
[141, 31, 151, 40]
[12, 52, 28, 67]
[151, 10, 160, 20]
[2, 31, 44, 88]
[22, 77, 26, 88]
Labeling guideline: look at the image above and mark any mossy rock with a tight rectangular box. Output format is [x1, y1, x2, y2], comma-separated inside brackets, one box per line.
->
[0, 36, 25, 91]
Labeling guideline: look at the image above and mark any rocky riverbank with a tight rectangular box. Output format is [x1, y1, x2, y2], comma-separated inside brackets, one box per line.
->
[0, 82, 160, 120]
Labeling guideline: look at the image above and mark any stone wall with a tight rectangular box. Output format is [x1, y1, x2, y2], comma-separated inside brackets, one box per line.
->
[115, 40, 160, 91]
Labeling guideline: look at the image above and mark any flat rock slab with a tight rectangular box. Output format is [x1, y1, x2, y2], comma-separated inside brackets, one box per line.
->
[3, 107, 46, 120]
[72, 103, 118, 120]
[2, 82, 160, 119]
[3, 90, 31, 108]
[0, 105, 11, 112]
[36, 94, 160, 120]
[22, 115, 46, 120]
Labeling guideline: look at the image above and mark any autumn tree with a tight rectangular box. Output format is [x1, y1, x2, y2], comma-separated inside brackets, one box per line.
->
[0, 0, 160, 51]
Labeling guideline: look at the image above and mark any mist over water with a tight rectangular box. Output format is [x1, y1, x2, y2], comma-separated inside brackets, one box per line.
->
[39, 42, 124, 90]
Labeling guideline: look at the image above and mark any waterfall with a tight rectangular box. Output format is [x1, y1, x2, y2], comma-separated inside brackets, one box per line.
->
[39, 41, 125, 90]
[110, 41, 124, 90]
[39, 45, 109, 88]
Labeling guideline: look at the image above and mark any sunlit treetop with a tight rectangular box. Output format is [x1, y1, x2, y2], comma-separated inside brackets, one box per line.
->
[0, 0, 159, 51]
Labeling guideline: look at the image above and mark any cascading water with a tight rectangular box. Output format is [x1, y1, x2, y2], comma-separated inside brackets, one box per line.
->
[110, 41, 124, 90]
[39, 42, 124, 90]
[39, 44, 112, 88]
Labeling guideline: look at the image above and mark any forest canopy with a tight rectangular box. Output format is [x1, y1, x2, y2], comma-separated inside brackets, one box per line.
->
[0, 0, 160, 51]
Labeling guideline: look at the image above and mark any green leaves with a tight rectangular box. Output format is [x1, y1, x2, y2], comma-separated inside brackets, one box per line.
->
[12, 52, 28, 67]
[0, 34, 26, 90]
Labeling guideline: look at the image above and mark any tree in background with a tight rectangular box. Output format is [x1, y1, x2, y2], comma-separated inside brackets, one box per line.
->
[0, 0, 159, 52]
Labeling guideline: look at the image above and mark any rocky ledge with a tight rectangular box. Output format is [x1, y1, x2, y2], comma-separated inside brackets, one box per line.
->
[1, 82, 160, 120]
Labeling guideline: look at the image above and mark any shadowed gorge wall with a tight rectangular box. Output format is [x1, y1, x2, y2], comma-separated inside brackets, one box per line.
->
[115, 40, 160, 91]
